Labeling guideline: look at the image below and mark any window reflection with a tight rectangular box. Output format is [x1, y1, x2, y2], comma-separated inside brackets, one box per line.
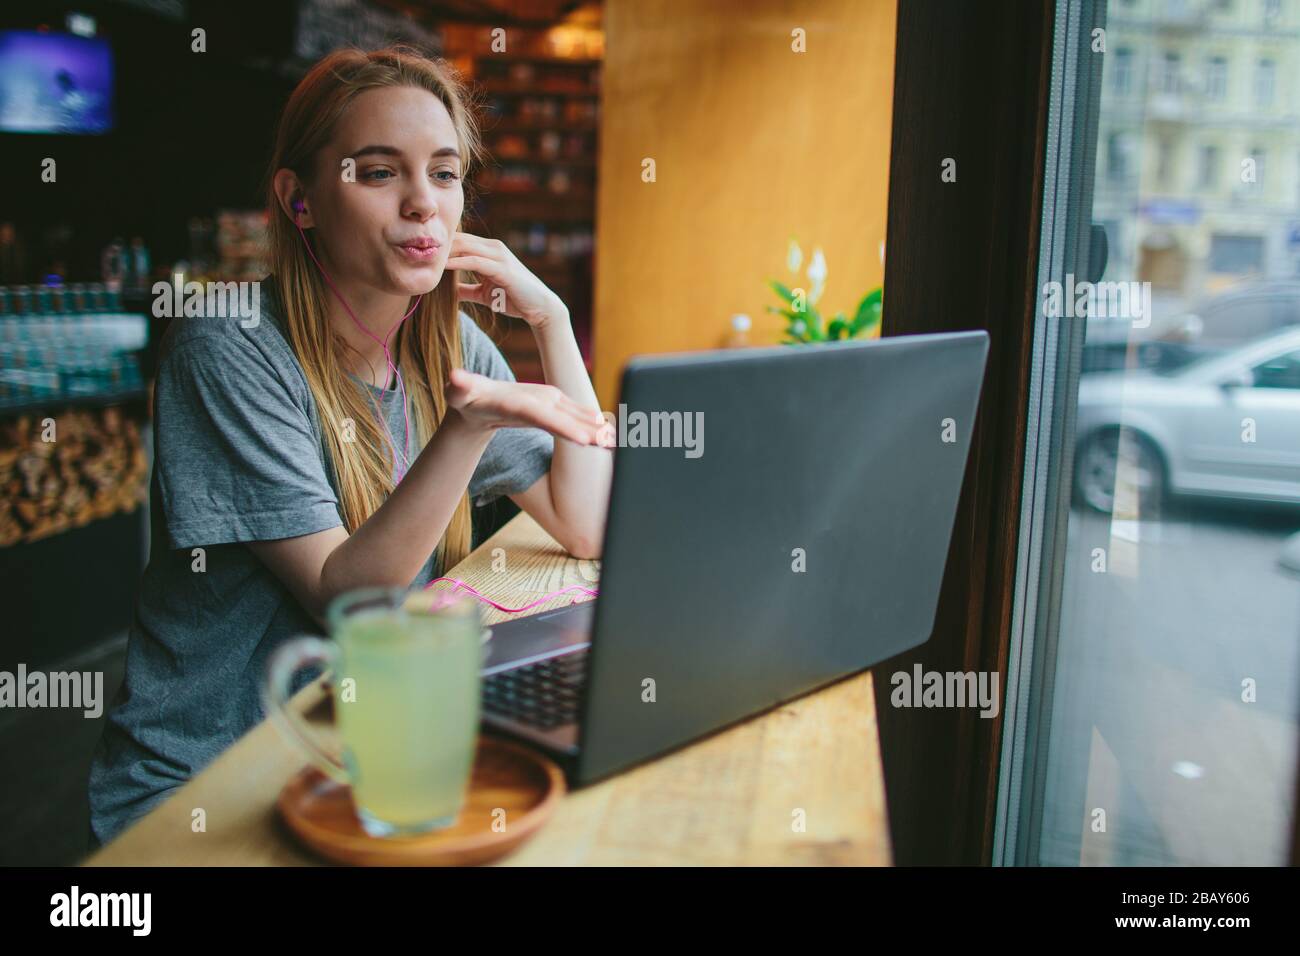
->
[1042, 0, 1300, 865]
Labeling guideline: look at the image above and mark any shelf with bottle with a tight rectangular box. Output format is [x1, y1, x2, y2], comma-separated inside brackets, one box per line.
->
[475, 55, 602, 68]
[473, 57, 601, 94]
[478, 83, 601, 98]
[499, 224, 595, 261]
[0, 284, 150, 413]
[484, 119, 599, 134]
[488, 124, 593, 157]
[485, 149, 597, 168]
[480, 92, 600, 129]
[0, 282, 125, 316]
[0, 351, 147, 413]
[480, 208, 596, 226]
[473, 171, 597, 204]
[0, 384, 149, 419]
[512, 259, 587, 280]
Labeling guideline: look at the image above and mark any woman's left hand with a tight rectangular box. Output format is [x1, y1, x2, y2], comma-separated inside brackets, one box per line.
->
[448, 231, 568, 330]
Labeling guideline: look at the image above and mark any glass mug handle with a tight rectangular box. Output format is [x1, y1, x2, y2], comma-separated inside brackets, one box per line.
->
[262, 636, 350, 784]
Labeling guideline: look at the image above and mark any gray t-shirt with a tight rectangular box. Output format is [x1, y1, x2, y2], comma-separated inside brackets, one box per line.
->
[87, 278, 553, 846]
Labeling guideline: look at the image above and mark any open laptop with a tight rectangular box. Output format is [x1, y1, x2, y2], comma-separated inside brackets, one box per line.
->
[478, 330, 989, 785]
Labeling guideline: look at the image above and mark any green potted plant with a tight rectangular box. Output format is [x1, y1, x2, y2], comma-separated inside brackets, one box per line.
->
[767, 239, 882, 344]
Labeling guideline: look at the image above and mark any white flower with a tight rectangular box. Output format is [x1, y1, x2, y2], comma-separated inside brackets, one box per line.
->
[791, 319, 806, 336]
[786, 238, 803, 274]
[807, 247, 827, 305]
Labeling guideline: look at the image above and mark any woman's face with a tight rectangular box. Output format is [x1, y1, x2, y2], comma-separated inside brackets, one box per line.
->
[305, 85, 464, 297]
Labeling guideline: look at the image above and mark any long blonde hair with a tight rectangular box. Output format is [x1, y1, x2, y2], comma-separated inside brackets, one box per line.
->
[264, 46, 486, 573]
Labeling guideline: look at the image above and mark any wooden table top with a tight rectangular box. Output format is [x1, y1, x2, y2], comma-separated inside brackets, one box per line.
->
[86, 512, 891, 866]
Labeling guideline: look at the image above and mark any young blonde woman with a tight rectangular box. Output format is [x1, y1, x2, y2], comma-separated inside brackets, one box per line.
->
[88, 47, 614, 847]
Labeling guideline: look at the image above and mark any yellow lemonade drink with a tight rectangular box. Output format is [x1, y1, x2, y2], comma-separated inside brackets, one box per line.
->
[334, 605, 481, 835]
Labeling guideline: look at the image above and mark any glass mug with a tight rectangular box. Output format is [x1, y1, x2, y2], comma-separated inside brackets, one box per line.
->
[263, 587, 485, 838]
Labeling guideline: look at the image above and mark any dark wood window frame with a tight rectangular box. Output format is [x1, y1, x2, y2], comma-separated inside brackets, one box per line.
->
[874, 0, 1055, 866]
[879, 0, 1300, 867]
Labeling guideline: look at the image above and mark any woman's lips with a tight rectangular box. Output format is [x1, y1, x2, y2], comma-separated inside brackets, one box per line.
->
[395, 240, 440, 261]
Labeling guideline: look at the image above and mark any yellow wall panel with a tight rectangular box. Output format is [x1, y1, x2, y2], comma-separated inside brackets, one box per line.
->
[593, 0, 897, 406]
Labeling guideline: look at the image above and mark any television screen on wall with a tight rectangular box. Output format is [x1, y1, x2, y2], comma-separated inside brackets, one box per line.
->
[0, 30, 114, 134]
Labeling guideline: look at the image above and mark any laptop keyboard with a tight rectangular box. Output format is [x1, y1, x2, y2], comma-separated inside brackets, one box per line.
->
[483, 648, 589, 729]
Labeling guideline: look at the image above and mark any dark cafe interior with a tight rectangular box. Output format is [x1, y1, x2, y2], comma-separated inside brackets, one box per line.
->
[0, 0, 1298, 898]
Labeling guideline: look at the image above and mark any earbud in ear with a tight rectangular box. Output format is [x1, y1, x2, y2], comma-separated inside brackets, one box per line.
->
[291, 197, 305, 217]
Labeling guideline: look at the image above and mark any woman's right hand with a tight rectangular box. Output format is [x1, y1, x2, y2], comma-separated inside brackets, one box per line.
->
[445, 367, 615, 447]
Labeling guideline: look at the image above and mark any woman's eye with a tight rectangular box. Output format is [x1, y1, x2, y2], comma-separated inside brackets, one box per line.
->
[361, 168, 394, 181]
[433, 170, 461, 183]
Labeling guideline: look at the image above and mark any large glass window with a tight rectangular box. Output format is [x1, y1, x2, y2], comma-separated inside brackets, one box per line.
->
[1210, 234, 1266, 272]
[1206, 55, 1228, 101]
[1253, 349, 1300, 388]
[1256, 58, 1277, 107]
[1108, 131, 1135, 182]
[1199, 143, 1220, 187]
[1250, 145, 1268, 189]
[1156, 136, 1176, 186]
[997, 0, 1300, 867]
[1114, 47, 1135, 95]
[1159, 51, 1182, 93]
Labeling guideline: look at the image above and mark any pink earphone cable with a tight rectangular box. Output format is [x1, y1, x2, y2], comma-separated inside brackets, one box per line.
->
[292, 207, 420, 483]
[422, 576, 599, 614]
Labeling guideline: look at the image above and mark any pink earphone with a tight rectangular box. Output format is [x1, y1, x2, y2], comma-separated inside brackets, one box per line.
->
[291, 196, 420, 483]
